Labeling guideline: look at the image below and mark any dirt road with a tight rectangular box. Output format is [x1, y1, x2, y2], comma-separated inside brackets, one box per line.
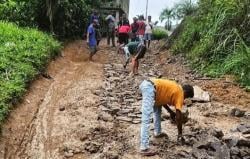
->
[0, 41, 249, 159]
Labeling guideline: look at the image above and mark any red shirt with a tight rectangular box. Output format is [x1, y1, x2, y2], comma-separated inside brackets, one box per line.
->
[137, 21, 145, 35]
[118, 25, 130, 33]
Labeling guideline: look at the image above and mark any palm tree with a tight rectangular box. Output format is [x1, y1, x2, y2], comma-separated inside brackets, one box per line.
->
[172, 0, 197, 20]
[160, 8, 174, 31]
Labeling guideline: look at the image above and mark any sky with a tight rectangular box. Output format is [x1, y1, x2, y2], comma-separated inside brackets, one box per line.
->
[129, 0, 181, 26]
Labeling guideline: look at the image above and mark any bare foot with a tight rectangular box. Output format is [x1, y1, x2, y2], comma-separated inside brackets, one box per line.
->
[129, 72, 134, 77]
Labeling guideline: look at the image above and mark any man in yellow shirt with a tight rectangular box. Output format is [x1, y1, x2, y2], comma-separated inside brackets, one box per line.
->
[139, 79, 194, 156]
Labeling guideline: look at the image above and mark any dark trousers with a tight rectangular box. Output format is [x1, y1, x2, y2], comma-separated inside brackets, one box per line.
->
[118, 33, 129, 45]
[95, 28, 101, 46]
[107, 31, 115, 47]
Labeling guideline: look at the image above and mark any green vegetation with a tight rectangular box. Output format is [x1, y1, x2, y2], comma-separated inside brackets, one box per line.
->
[159, 7, 174, 30]
[0, 21, 60, 124]
[169, 0, 250, 86]
[160, 0, 197, 30]
[0, 0, 100, 38]
[153, 28, 168, 40]
[0, 0, 100, 127]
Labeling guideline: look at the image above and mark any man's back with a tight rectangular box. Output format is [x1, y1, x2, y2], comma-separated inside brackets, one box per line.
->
[152, 79, 184, 110]
[126, 42, 140, 54]
[118, 25, 130, 33]
[137, 21, 145, 35]
[131, 22, 139, 33]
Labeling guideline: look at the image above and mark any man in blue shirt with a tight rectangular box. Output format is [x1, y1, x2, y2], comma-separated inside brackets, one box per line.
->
[89, 10, 101, 46]
[87, 19, 98, 61]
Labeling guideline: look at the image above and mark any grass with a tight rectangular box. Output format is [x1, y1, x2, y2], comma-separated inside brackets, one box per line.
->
[0, 21, 61, 125]
[170, 0, 250, 87]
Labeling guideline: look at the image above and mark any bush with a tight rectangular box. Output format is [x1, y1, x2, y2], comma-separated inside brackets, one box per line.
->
[0, 21, 61, 124]
[170, 0, 250, 86]
[153, 28, 168, 40]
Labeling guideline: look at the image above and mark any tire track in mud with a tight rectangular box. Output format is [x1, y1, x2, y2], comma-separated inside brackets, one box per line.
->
[0, 41, 108, 159]
[17, 63, 90, 158]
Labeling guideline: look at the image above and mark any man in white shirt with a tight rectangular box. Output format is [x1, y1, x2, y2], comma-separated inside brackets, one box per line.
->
[144, 16, 154, 49]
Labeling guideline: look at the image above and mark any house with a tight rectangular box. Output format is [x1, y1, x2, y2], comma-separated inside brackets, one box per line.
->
[101, 0, 130, 22]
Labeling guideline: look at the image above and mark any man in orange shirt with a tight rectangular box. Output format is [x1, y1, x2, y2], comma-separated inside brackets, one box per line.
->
[139, 79, 194, 156]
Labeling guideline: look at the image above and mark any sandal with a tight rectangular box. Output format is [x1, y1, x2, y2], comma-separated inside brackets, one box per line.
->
[140, 148, 157, 156]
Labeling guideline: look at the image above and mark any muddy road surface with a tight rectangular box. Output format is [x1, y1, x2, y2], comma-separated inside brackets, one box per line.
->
[0, 41, 249, 159]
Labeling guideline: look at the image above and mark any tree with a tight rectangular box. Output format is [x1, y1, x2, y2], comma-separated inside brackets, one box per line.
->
[172, 0, 197, 20]
[46, 0, 59, 33]
[0, 0, 101, 38]
[160, 7, 174, 31]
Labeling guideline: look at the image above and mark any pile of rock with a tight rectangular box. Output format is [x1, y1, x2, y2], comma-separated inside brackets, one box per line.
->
[231, 108, 249, 119]
[175, 125, 250, 159]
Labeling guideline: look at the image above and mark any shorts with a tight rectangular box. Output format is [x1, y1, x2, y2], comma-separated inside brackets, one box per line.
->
[144, 33, 152, 40]
[138, 35, 144, 42]
[118, 33, 129, 44]
[89, 46, 97, 54]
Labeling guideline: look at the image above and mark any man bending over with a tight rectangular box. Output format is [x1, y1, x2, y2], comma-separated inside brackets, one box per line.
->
[139, 78, 194, 156]
[119, 42, 146, 75]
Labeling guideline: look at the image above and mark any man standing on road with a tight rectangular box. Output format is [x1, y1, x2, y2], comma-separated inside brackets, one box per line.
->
[131, 17, 139, 42]
[89, 10, 101, 46]
[87, 19, 98, 61]
[118, 13, 130, 27]
[118, 23, 130, 45]
[139, 79, 194, 156]
[137, 15, 146, 42]
[144, 16, 154, 48]
[106, 12, 116, 47]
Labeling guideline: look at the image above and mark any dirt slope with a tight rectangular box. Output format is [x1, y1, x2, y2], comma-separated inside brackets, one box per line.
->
[0, 40, 249, 159]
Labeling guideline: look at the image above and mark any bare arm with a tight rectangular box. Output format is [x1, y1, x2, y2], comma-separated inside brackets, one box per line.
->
[176, 109, 182, 136]
[86, 32, 90, 44]
[105, 15, 110, 20]
[176, 109, 185, 143]
[163, 105, 175, 114]
[124, 57, 130, 68]
[163, 105, 176, 121]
